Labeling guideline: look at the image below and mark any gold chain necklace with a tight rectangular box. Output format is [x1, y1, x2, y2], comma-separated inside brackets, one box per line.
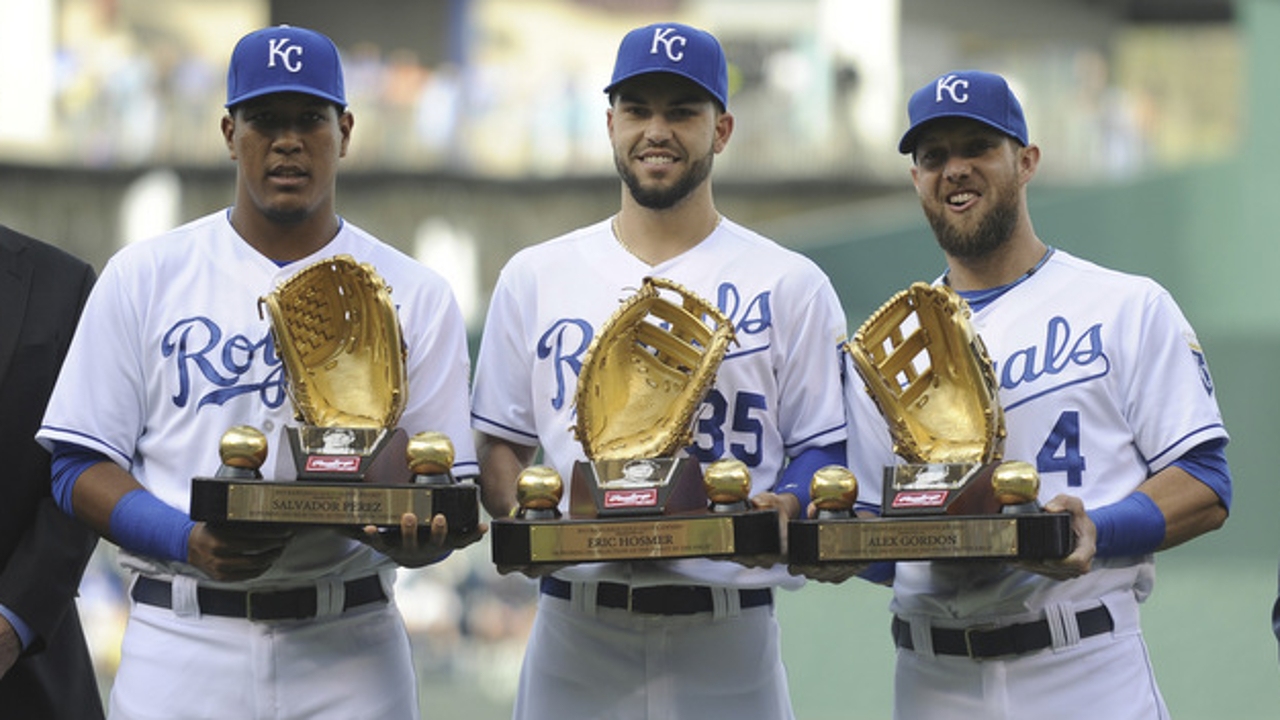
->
[611, 215, 651, 265]
[611, 214, 724, 266]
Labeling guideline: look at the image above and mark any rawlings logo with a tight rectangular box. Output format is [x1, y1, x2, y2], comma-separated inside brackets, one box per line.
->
[891, 490, 949, 509]
[935, 74, 970, 104]
[305, 455, 361, 473]
[267, 38, 304, 73]
[604, 488, 659, 508]
[649, 27, 687, 62]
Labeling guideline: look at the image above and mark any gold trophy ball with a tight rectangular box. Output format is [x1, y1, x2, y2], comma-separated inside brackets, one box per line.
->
[407, 431, 455, 475]
[219, 425, 268, 470]
[703, 458, 751, 504]
[517, 465, 563, 511]
[811, 465, 858, 512]
[992, 460, 1040, 505]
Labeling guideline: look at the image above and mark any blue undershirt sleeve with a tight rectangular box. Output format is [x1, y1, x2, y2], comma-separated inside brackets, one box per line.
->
[773, 441, 846, 510]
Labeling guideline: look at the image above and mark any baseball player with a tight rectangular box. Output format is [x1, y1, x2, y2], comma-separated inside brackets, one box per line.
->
[470, 23, 848, 719]
[840, 70, 1231, 719]
[37, 26, 480, 719]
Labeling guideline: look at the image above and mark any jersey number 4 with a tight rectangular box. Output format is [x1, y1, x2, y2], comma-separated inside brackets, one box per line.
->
[1035, 410, 1087, 486]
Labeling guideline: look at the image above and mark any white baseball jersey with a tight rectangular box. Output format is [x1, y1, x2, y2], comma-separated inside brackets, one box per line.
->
[38, 209, 478, 585]
[847, 249, 1227, 718]
[471, 216, 849, 590]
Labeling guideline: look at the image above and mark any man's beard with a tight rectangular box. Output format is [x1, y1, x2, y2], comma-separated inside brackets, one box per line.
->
[616, 146, 714, 210]
[923, 183, 1019, 260]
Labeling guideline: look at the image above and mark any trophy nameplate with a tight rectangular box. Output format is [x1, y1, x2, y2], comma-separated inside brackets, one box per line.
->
[789, 283, 1073, 565]
[490, 457, 780, 566]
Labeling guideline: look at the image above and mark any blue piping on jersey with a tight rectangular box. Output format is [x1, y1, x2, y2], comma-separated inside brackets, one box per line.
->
[470, 413, 540, 443]
[38, 425, 133, 470]
[783, 422, 847, 452]
[1001, 363, 1109, 412]
[1145, 423, 1228, 466]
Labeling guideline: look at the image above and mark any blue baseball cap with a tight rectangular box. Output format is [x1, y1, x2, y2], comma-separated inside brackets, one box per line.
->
[898, 70, 1027, 154]
[225, 25, 346, 109]
[604, 23, 729, 109]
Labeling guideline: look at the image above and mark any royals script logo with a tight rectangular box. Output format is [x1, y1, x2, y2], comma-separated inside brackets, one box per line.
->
[538, 281, 773, 412]
[994, 315, 1108, 411]
[162, 317, 286, 411]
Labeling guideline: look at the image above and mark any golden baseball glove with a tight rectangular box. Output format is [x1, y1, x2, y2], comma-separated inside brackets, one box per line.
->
[846, 282, 1005, 465]
[259, 254, 407, 430]
[573, 277, 737, 461]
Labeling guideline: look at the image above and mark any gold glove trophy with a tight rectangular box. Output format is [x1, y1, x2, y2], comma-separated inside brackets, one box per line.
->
[189, 255, 478, 534]
[789, 283, 1072, 563]
[490, 277, 781, 566]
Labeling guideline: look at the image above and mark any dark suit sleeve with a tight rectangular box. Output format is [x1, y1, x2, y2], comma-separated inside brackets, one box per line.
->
[0, 244, 98, 655]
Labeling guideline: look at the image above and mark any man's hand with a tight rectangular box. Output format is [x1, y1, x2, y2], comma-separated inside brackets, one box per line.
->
[0, 615, 20, 680]
[356, 513, 488, 568]
[188, 522, 293, 582]
[1013, 494, 1096, 580]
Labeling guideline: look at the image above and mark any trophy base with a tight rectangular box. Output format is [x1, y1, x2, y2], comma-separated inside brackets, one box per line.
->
[190, 477, 479, 535]
[491, 509, 780, 566]
[788, 512, 1072, 563]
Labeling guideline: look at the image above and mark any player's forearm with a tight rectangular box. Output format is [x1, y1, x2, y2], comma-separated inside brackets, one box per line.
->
[1139, 466, 1228, 550]
[73, 462, 195, 563]
[475, 433, 537, 518]
[70, 461, 144, 536]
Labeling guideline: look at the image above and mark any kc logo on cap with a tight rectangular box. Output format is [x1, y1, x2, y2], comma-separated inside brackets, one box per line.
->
[934, 74, 972, 104]
[898, 70, 1028, 154]
[604, 22, 729, 110]
[226, 25, 347, 109]
[266, 37, 306, 74]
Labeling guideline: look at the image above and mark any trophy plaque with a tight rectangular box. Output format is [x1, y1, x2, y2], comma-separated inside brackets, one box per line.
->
[490, 277, 780, 566]
[490, 458, 781, 566]
[789, 283, 1072, 564]
[189, 255, 478, 535]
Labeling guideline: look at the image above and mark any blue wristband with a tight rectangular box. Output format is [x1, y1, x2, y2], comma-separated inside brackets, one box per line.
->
[109, 489, 196, 563]
[1088, 492, 1166, 558]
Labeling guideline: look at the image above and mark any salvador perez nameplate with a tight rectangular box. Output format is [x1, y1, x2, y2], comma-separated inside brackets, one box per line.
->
[788, 512, 1072, 564]
[190, 477, 480, 534]
[491, 510, 779, 566]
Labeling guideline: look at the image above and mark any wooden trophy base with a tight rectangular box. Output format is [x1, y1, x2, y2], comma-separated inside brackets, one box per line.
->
[491, 458, 780, 565]
[788, 511, 1072, 563]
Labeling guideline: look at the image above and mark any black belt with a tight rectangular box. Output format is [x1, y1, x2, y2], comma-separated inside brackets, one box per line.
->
[892, 605, 1114, 659]
[540, 576, 772, 616]
[131, 575, 387, 621]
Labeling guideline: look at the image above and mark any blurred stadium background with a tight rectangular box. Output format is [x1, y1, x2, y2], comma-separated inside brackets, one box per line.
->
[2, 0, 1276, 717]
